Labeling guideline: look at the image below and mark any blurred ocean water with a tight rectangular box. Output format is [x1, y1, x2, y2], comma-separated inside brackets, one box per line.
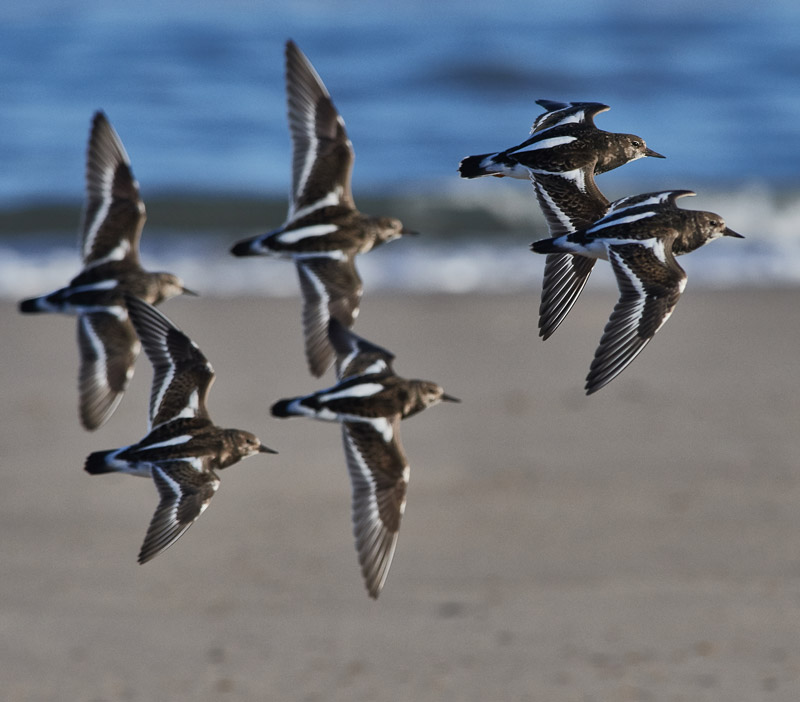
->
[2, 0, 799, 295]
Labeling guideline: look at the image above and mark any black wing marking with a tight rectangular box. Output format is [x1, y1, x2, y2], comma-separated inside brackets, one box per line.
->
[285, 40, 355, 220]
[341, 419, 408, 598]
[585, 241, 686, 394]
[125, 295, 215, 429]
[77, 310, 140, 430]
[138, 459, 218, 563]
[81, 111, 145, 266]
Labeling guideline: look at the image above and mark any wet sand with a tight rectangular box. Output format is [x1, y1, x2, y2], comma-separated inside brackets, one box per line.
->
[3, 289, 800, 701]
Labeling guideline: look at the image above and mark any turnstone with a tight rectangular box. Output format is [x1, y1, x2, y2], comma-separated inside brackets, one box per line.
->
[458, 100, 663, 181]
[460, 100, 665, 340]
[84, 295, 276, 564]
[530, 190, 744, 394]
[19, 111, 194, 430]
[231, 40, 416, 377]
[271, 319, 458, 598]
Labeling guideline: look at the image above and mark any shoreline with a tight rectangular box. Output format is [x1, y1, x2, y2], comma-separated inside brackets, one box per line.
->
[3, 290, 800, 700]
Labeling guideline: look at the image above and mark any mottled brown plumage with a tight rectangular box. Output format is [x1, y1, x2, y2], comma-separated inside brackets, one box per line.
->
[459, 100, 665, 341]
[230, 41, 416, 377]
[531, 190, 743, 394]
[271, 320, 458, 598]
[19, 111, 194, 429]
[85, 296, 275, 563]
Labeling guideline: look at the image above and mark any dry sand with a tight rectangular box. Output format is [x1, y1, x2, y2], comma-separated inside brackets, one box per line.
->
[3, 288, 800, 701]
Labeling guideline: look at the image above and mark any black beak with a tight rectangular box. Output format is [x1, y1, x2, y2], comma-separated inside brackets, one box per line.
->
[182, 287, 199, 296]
[645, 148, 666, 159]
[723, 227, 744, 239]
[442, 393, 461, 403]
[402, 228, 420, 236]
[259, 444, 279, 454]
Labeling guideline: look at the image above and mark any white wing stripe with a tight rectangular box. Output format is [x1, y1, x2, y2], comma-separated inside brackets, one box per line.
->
[589, 210, 657, 233]
[344, 429, 377, 494]
[144, 435, 193, 450]
[149, 364, 176, 429]
[69, 279, 118, 294]
[290, 189, 342, 221]
[85, 239, 131, 267]
[513, 135, 577, 154]
[533, 180, 574, 232]
[319, 383, 384, 402]
[79, 315, 108, 388]
[83, 183, 114, 257]
[277, 223, 339, 245]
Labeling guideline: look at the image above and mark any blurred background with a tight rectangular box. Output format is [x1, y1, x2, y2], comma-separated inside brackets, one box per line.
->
[4, 6, 800, 699]
[2, 0, 799, 296]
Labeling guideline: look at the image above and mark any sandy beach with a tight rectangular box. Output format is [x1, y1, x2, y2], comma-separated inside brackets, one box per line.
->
[3, 288, 800, 701]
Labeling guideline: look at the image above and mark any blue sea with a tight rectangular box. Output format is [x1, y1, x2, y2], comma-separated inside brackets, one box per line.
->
[3, 0, 800, 297]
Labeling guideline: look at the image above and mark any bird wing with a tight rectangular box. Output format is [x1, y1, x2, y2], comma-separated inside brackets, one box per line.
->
[138, 458, 218, 563]
[295, 255, 363, 377]
[328, 317, 395, 380]
[531, 100, 610, 133]
[341, 417, 408, 598]
[81, 111, 146, 267]
[530, 167, 610, 339]
[537, 254, 597, 340]
[285, 40, 355, 221]
[125, 295, 215, 430]
[77, 310, 140, 430]
[585, 240, 686, 394]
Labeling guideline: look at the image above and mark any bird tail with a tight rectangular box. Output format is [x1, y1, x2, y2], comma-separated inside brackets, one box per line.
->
[458, 153, 499, 179]
[19, 297, 43, 313]
[230, 236, 259, 257]
[18, 295, 55, 313]
[530, 238, 565, 255]
[84, 450, 116, 475]
[271, 396, 321, 419]
[18, 285, 76, 313]
[270, 399, 296, 418]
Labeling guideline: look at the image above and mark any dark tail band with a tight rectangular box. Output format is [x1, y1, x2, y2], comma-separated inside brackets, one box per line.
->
[530, 238, 562, 255]
[270, 399, 294, 418]
[18, 297, 45, 313]
[458, 153, 493, 179]
[230, 238, 258, 257]
[84, 450, 116, 475]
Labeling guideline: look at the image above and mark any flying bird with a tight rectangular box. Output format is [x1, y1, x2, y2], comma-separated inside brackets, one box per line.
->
[231, 40, 416, 377]
[530, 190, 744, 394]
[19, 111, 195, 430]
[271, 319, 458, 598]
[85, 295, 276, 563]
[459, 99, 665, 340]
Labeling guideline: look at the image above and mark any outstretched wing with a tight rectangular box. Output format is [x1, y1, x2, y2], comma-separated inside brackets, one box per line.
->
[341, 418, 408, 599]
[77, 310, 140, 430]
[285, 40, 355, 221]
[530, 168, 610, 339]
[81, 111, 146, 267]
[125, 295, 215, 429]
[585, 240, 686, 394]
[538, 254, 597, 340]
[295, 256, 363, 377]
[328, 318, 395, 380]
[530, 169, 609, 237]
[606, 190, 695, 216]
[138, 458, 219, 564]
[532, 100, 610, 133]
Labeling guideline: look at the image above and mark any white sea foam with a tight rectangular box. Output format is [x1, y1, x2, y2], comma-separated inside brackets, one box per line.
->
[4, 187, 800, 299]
